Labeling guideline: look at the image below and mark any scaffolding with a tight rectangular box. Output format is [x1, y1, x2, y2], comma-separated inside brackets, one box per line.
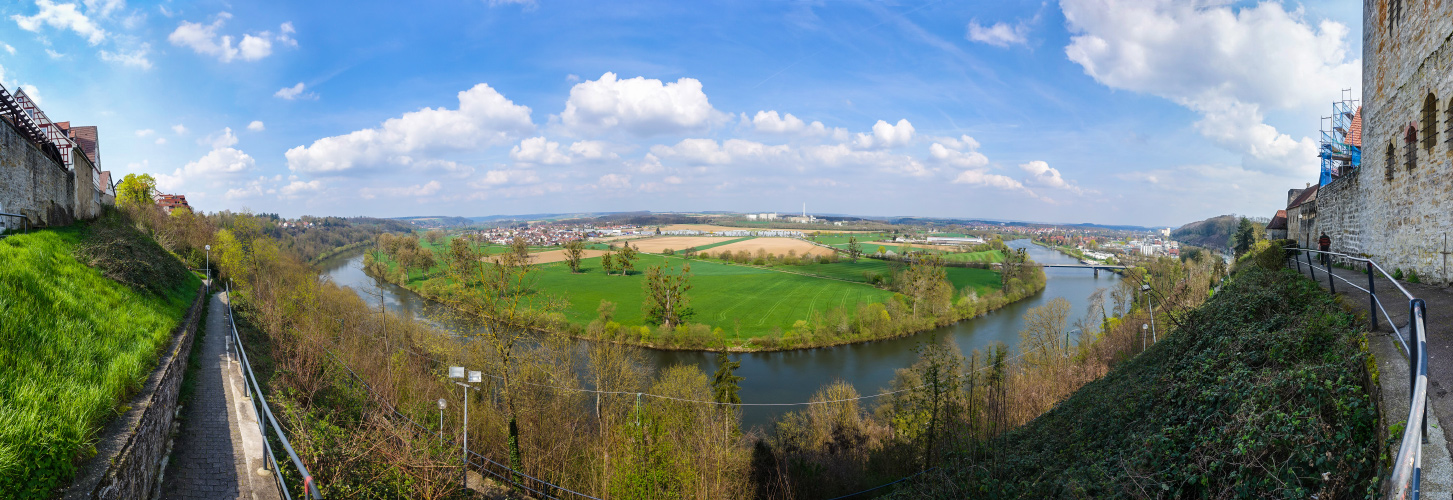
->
[1319, 89, 1360, 185]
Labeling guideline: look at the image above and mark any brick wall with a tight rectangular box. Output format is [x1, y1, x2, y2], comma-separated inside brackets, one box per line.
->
[0, 115, 74, 227]
[61, 284, 208, 500]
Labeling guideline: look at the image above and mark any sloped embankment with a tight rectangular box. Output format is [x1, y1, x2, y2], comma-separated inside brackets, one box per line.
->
[0, 218, 201, 498]
[895, 265, 1382, 498]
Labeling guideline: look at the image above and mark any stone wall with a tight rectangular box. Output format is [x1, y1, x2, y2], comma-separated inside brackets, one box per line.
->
[1315, 1, 1453, 284]
[71, 148, 100, 221]
[0, 115, 74, 227]
[62, 283, 208, 500]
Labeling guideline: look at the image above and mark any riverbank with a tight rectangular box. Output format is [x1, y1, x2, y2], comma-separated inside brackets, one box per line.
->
[362, 248, 1046, 352]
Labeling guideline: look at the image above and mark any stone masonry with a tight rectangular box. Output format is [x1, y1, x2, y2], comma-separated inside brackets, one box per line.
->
[1317, 1, 1453, 284]
[0, 114, 74, 227]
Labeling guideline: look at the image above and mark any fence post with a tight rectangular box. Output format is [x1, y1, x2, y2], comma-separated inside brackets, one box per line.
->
[1295, 247, 1303, 274]
[1306, 250, 1317, 281]
[1369, 261, 1378, 331]
[1325, 252, 1336, 293]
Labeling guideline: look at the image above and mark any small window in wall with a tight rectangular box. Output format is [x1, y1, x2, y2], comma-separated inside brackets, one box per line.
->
[1390, 0, 1403, 31]
[1387, 143, 1396, 179]
[1446, 98, 1453, 147]
[1423, 93, 1439, 150]
[1406, 126, 1419, 170]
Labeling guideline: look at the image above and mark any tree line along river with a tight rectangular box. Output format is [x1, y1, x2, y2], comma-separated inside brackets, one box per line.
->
[318, 239, 1119, 428]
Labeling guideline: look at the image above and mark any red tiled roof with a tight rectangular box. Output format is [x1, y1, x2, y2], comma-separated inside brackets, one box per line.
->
[1289, 184, 1318, 208]
[1268, 210, 1288, 230]
[1349, 106, 1362, 148]
[67, 125, 99, 166]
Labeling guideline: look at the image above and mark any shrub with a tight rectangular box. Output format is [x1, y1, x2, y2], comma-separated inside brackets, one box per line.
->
[1394, 267, 1404, 280]
[1409, 269, 1421, 283]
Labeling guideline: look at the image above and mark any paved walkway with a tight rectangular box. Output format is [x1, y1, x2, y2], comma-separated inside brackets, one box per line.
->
[1288, 257, 1453, 494]
[159, 291, 281, 500]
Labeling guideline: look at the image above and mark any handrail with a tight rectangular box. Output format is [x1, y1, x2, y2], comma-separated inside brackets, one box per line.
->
[0, 212, 29, 235]
[1287, 247, 1427, 499]
[225, 284, 323, 499]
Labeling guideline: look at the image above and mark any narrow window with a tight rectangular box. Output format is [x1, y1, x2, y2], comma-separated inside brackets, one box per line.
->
[1422, 93, 1439, 150]
[1386, 143, 1396, 179]
[1406, 125, 1418, 170]
[1445, 98, 1453, 147]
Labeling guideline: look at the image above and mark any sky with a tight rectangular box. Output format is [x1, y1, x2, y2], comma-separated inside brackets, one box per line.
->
[1, 0, 1364, 227]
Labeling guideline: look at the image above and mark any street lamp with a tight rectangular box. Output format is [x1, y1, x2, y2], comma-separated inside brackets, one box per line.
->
[1141, 284, 1156, 343]
[437, 398, 447, 446]
[204, 244, 211, 281]
[449, 366, 470, 486]
[1142, 323, 1149, 352]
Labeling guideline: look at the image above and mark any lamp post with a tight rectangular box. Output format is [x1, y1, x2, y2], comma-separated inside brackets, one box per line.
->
[438, 398, 447, 446]
[1142, 323, 1149, 352]
[449, 366, 470, 486]
[204, 244, 211, 281]
[1141, 284, 1156, 343]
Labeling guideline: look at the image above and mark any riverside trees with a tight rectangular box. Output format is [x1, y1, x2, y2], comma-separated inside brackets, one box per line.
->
[643, 261, 694, 329]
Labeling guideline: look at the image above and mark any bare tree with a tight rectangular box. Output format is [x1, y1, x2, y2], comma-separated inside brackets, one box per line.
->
[643, 261, 694, 329]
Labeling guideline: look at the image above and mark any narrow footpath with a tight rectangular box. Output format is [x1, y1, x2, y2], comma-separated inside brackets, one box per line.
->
[1288, 257, 1453, 493]
[159, 291, 281, 500]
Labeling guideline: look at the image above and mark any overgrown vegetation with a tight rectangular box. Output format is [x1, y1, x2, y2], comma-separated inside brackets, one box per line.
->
[0, 218, 201, 498]
[888, 262, 1380, 498]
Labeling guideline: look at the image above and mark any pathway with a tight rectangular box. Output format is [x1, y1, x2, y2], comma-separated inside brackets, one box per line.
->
[1287, 257, 1453, 494]
[159, 291, 281, 500]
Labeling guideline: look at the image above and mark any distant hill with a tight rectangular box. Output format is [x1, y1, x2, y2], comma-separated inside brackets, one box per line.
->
[1170, 215, 1240, 251]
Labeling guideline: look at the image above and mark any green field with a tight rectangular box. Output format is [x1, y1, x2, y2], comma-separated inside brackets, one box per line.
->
[382, 249, 1003, 339]
[0, 228, 202, 496]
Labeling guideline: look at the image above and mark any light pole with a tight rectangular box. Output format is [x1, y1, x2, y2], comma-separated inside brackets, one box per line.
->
[449, 366, 472, 486]
[204, 244, 211, 281]
[1141, 284, 1156, 343]
[1142, 323, 1149, 352]
[438, 398, 447, 446]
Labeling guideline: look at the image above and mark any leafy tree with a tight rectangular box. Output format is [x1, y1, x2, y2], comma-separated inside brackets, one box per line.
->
[618, 242, 638, 276]
[424, 229, 444, 244]
[1232, 217, 1257, 257]
[563, 239, 586, 273]
[847, 236, 862, 263]
[116, 173, 157, 209]
[509, 236, 530, 264]
[643, 261, 694, 328]
[602, 251, 618, 275]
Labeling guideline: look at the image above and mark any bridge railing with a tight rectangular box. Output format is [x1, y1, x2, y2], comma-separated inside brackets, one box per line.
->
[1289, 248, 1426, 500]
[225, 284, 323, 499]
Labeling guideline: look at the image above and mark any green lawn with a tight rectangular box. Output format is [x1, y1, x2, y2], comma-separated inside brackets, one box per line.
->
[776, 259, 1000, 294]
[0, 228, 202, 497]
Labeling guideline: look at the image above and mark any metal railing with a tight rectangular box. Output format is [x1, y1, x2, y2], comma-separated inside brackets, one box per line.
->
[225, 284, 323, 499]
[1288, 248, 1427, 499]
[0, 212, 29, 235]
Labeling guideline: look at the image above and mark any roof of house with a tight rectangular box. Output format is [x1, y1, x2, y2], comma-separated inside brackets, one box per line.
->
[1350, 106, 1363, 148]
[1288, 184, 1319, 208]
[55, 121, 101, 166]
[1268, 210, 1288, 230]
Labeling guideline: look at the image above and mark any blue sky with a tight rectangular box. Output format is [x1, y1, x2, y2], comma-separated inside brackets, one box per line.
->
[2, 0, 1363, 226]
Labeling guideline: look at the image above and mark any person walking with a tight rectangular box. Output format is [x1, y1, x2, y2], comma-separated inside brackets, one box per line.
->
[1318, 231, 1332, 265]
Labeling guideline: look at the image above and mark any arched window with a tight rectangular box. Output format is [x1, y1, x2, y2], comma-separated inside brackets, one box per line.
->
[1406, 124, 1419, 170]
[1387, 143, 1396, 179]
[1422, 93, 1439, 150]
[1446, 98, 1453, 147]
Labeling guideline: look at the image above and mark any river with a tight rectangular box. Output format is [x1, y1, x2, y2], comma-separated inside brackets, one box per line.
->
[317, 239, 1119, 429]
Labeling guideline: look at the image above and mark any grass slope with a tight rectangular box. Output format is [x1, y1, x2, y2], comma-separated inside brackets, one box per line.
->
[0, 227, 201, 497]
[898, 266, 1380, 499]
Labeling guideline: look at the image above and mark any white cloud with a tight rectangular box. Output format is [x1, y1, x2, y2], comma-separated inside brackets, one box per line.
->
[1, 43, 14, 55]
[154, 137, 166, 145]
[19, 84, 42, 105]
[560, 72, 724, 136]
[967, 19, 1030, 47]
[853, 119, 915, 149]
[247, 120, 265, 131]
[747, 110, 849, 140]
[928, 137, 989, 169]
[12, 0, 107, 45]
[274, 82, 317, 100]
[83, 0, 125, 18]
[359, 180, 442, 199]
[279, 179, 321, 197]
[286, 83, 535, 174]
[45, 49, 64, 59]
[181, 147, 254, 176]
[596, 173, 631, 189]
[471, 169, 540, 188]
[568, 140, 616, 160]
[168, 13, 295, 63]
[171, 124, 187, 135]
[201, 127, 238, 149]
[510, 136, 571, 165]
[1062, 0, 1356, 175]
[1019, 160, 1085, 193]
[134, 128, 154, 137]
[953, 169, 1031, 192]
[99, 44, 152, 69]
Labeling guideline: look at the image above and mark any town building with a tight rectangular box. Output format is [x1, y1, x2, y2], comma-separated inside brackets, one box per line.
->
[154, 194, 190, 214]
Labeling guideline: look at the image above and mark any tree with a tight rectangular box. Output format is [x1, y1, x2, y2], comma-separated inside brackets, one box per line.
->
[643, 261, 694, 328]
[711, 353, 743, 405]
[896, 254, 951, 318]
[1232, 217, 1259, 257]
[563, 239, 586, 273]
[116, 173, 157, 209]
[847, 236, 862, 263]
[424, 229, 444, 244]
[440, 236, 566, 476]
[618, 242, 638, 276]
[602, 251, 618, 275]
[509, 236, 531, 264]
[1020, 297, 1072, 367]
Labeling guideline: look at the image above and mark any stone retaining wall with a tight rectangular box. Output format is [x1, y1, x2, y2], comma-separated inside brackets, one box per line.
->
[0, 115, 74, 228]
[62, 283, 208, 500]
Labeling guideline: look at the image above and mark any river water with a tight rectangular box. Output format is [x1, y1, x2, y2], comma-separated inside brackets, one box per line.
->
[317, 240, 1119, 428]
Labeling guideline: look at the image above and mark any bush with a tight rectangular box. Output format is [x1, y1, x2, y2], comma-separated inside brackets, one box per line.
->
[1247, 239, 1286, 271]
[1409, 269, 1421, 283]
[1394, 267, 1404, 280]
